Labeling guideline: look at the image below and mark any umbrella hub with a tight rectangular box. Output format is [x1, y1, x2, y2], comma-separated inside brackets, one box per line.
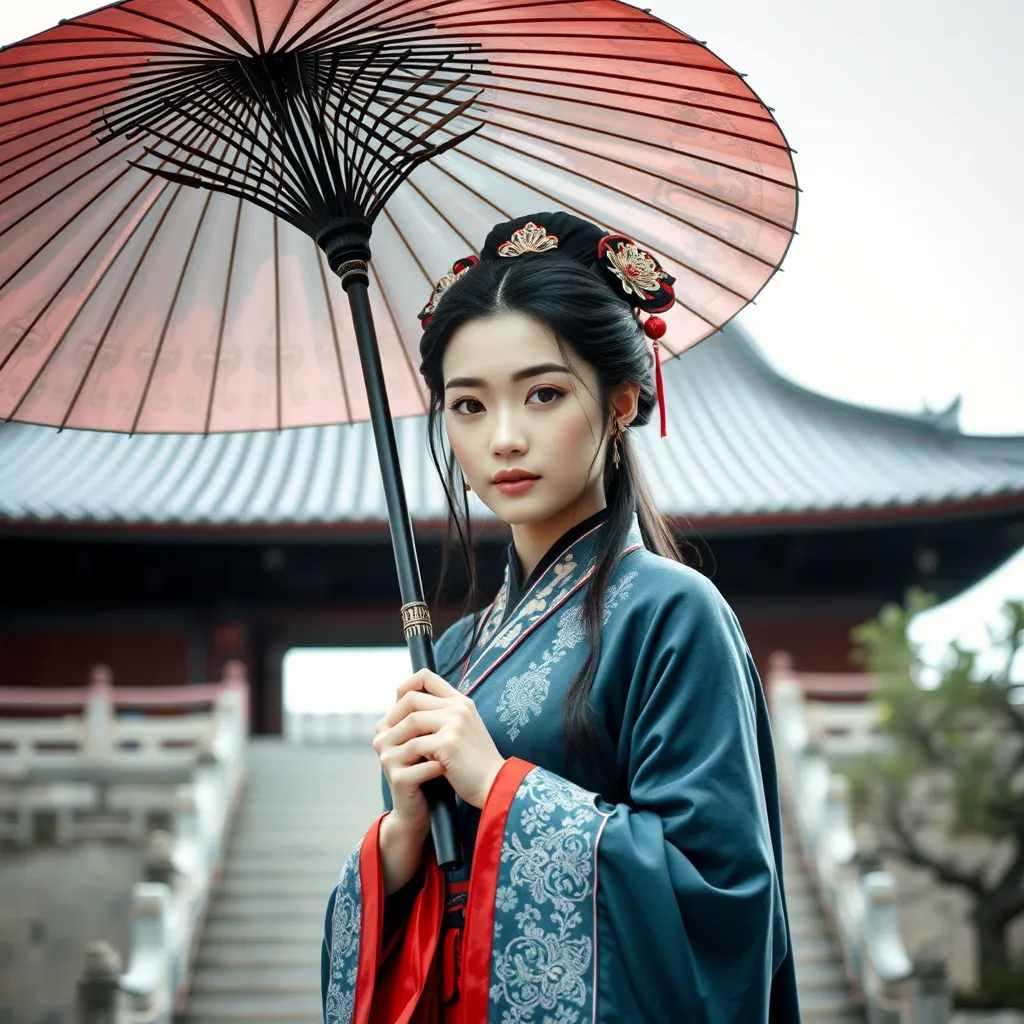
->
[316, 217, 372, 286]
[95, 40, 484, 247]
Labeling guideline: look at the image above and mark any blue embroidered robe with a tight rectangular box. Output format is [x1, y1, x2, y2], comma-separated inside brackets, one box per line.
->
[322, 509, 801, 1023]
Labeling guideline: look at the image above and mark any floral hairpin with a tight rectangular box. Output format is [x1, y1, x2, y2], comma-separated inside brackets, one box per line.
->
[596, 234, 675, 313]
[496, 221, 559, 257]
[418, 255, 479, 326]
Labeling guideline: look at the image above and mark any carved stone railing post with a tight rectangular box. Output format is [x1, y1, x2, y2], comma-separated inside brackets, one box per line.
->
[77, 940, 127, 1024]
[144, 829, 176, 886]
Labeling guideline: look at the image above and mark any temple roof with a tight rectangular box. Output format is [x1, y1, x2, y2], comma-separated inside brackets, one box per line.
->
[1, 322, 1022, 534]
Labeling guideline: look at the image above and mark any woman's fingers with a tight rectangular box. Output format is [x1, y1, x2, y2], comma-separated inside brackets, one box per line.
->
[385, 709, 448, 748]
[396, 669, 460, 701]
[391, 756, 445, 789]
[383, 689, 447, 728]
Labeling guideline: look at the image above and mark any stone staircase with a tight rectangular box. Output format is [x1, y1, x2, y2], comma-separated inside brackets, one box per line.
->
[782, 813, 867, 1023]
[179, 738, 383, 1024]
[180, 739, 865, 1022]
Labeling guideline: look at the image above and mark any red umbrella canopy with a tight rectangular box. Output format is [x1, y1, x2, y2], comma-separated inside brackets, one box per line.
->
[0, 0, 798, 434]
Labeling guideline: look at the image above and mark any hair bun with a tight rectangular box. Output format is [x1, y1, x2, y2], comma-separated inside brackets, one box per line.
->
[418, 211, 675, 327]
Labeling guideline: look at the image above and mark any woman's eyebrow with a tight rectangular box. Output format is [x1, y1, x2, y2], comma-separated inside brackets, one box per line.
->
[444, 362, 569, 390]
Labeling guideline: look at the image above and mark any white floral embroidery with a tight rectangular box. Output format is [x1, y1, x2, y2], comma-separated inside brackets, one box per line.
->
[495, 571, 638, 741]
[325, 839, 363, 1024]
[489, 768, 603, 1023]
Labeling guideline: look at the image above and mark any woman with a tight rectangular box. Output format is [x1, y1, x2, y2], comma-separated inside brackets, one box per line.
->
[321, 212, 801, 1023]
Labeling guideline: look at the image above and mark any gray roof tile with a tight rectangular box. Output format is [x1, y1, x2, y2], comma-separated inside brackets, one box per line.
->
[1, 323, 1022, 529]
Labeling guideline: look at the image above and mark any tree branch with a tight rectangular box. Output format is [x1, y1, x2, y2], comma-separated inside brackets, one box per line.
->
[882, 791, 985, 894]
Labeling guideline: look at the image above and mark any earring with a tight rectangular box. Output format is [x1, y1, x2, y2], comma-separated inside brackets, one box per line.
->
[464, 480, 472, 492]
[610, 420, 623, 470]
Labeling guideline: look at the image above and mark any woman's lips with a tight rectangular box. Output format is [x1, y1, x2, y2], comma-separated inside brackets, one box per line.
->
[493, 477, 539, 495]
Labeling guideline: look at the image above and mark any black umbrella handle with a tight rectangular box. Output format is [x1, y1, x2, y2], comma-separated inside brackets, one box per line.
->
[328, 237, 463, 873]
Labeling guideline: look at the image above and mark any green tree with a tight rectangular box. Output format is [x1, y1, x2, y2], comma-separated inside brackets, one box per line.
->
[847, 588, 1024, 996]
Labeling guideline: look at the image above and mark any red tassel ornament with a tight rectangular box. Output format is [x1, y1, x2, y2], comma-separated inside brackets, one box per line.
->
[643, 316, 668, 438]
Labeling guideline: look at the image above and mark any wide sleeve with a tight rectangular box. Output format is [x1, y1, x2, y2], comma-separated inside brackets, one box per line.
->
[458, 571, 801, 1023]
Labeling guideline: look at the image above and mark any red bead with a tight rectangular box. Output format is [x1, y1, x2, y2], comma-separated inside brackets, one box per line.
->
[643, 315, 666, 340]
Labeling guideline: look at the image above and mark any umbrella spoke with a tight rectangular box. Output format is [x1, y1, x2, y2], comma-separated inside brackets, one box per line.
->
[28, 19, 234, 60]
[59, 180, 188, 430]
[314, 247, 354, 424]
[179, 0, 261, 57]
[114, 5, 245, 58]
[130, 189, 213, 434]
[1, 117, 215, 406]
[130, 89, 253, 435]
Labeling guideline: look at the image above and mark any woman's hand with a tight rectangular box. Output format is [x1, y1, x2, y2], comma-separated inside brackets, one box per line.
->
[375, 668, 506, 814]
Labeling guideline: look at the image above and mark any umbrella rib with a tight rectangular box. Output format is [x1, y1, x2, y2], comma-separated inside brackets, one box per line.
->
[179, 0, 260, 57]
[479, 96, 794, 185]
[434, 146, 719, 329]
[483, 115, 796, 235]
[59, 182, 186, 431]
[36, 20, 235, 60]
[382, 204, 433, 288]
[233, 61, 330, 220]
[278, 0, 376, 52]
[274, 215, 282, 431]
[479, 85, 788, 155]
[0, 59, 211, 97]
[129, 190, 214, 434]
[480, 67, 773, 121]
[314, 246, 354, 424]
[268, 0, 305, 52]
[364, 91, 782, 277]
[204, 195, 246, 435]
[130, 92, 251, 435]
[112, 6, 244, 58]
[367, 120, 482, 220]
[0, 118, 214, 386]
[401, 172, 479, 254]
[247, 0, 268, 55]
[467, 127, 770, 290]
[368, 253, 429, 416]
[173, 76, 315, 216]
[485, 57, 766, 108]
[361, 94, 483, 210]
[0, 52, 212, 73]
[0, 123, 114, 193]
[350, 59, 465, 186]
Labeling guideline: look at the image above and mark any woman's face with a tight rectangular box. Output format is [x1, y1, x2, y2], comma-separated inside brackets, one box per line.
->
[442, 311, 619, 526]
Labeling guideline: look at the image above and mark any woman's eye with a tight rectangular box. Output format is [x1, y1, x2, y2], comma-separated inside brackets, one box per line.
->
[528, 387, 563, 405]
[449, 397, 483, 415]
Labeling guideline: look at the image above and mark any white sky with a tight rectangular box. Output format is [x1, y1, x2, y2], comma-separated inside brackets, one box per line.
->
[5, 2, 1023, 692]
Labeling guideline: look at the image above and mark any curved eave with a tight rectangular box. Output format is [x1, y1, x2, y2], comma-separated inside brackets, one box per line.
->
[0, 322, 1022, 531]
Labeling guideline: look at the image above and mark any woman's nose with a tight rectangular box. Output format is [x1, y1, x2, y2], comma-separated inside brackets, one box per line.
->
[490, 406, 527, 455]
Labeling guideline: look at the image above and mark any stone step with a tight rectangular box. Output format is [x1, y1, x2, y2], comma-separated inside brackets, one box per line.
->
[798, 991, 865, 1021]
[209, 894, 328, 920]
[795, 959, 852, 990]
[217, 876, 337, 897]
[202, 919, 323, 943]
[182, 992, 322, 1022]
[224, 854, 346, 872]
[788, 916, 831, 941]
[791, 935, 843, 964]
[196, 941, 322, 969]
[191, 964, 321, 995]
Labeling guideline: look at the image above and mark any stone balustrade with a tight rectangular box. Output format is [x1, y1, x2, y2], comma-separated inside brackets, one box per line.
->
[0, 663, 248, 1023]
[767, 651, 952, 1023]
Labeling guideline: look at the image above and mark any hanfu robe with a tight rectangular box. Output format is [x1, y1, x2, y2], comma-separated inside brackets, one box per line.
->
[322, 507, 801, 1023]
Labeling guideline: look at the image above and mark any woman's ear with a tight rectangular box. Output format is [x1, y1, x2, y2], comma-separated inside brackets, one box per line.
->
[610, 380, 640, 426]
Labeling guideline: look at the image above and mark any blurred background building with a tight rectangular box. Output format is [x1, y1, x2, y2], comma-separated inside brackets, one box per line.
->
[3, 323, 1023, 733]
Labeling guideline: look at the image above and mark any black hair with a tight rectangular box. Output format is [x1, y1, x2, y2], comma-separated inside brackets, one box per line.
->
[418, 252, 689, 766]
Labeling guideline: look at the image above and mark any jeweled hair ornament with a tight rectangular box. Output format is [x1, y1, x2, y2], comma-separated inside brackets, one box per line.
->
[418, 211, 675, 438]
